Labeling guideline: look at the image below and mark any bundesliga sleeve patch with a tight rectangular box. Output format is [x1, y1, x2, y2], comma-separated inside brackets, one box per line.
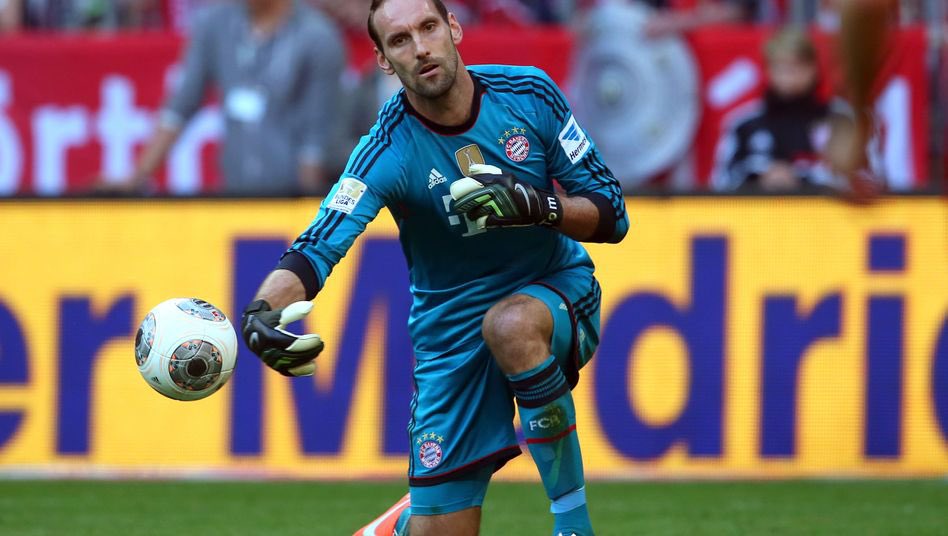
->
[325, 177, 367, 214]
[558, 115, 591, 165]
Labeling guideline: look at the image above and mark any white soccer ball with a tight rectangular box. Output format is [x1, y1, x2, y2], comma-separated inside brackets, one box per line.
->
[134, 298, 238, 401]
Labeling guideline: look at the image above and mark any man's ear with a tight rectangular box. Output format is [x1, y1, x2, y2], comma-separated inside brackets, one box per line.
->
[448, 12, 463, 45]
[374, 47, 395, 75]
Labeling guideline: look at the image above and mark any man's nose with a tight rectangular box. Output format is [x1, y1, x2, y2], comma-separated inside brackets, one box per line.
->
[414, 35, 431, 58]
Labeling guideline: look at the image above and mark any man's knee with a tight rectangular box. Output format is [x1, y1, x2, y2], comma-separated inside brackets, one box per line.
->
[482, 295, 550, 348]
[482, 295, 552, 373]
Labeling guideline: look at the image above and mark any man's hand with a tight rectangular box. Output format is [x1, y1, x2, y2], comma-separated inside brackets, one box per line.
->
[450, 164, 562, 228]
[241, 299, 323, 377]
[760, 162, 800, 192]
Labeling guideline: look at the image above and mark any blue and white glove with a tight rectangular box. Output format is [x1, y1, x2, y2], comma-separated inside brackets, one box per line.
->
[241, 300, 322, 377]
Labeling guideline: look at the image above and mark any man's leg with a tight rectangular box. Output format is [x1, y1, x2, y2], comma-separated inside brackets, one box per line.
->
[354, 463, 492, 536]
[353, 498, 480, 536]
[361, 338, 512, 536]
[409, 507, 481, 536]
[408, 463, 493, 536]
[482, 294, 593, 536]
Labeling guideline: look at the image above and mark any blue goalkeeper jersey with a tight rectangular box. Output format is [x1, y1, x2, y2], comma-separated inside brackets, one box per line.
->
[285, 65, 628, 359]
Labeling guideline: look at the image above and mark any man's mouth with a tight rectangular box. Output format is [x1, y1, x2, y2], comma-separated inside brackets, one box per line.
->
[419, 63, 439, 76]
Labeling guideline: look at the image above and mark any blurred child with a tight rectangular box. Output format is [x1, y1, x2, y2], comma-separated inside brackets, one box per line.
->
[712, 28, 840, 191]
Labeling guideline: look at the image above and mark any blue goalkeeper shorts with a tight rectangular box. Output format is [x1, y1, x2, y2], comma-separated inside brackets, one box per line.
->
[408, 266, 601, 515]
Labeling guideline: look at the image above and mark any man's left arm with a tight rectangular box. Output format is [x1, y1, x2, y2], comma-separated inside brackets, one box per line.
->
[552, 159, 630, 244]
[556, 195, 604, 242]
[452, 69, 629, 243]
[532, 69, 628, 243]
[451, 68, 629, 243]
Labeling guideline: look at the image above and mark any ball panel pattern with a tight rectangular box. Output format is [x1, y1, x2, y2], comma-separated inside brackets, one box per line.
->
[168, 339, 224, 392]
[134, 312, 156, 367]
[176, 298, 228, 323]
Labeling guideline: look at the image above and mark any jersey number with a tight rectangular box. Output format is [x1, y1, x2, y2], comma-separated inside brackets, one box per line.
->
[441, 194, 484, 237]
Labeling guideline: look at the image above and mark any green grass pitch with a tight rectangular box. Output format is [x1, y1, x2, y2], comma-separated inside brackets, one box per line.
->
[0, 480, 945, 535]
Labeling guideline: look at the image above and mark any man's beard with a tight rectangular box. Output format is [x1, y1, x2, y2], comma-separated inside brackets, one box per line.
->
[398, 53, 459, 100]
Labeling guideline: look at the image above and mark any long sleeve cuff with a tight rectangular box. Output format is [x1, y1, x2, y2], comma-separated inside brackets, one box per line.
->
[579, 192, 622, 243]
[276, 251, 321, 300]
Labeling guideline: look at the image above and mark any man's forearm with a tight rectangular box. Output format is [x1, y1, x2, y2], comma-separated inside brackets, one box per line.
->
[132, 125, 181, 185]
[254, 269, 308, 309]
[557, 195, 600, 242]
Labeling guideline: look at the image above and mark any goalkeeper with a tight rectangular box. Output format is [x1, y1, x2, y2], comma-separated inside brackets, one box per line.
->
[241, 0, 629, 534]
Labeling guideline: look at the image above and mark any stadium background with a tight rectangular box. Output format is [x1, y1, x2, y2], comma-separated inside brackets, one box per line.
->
[0, 1, 946, 534]
[0, 26, 934, 194]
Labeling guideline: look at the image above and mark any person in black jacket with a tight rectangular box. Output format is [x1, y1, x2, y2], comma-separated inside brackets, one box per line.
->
[712, 27, 841, 192]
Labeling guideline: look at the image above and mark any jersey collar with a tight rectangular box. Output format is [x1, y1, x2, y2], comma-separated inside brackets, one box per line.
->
[404, 73, 485, 136]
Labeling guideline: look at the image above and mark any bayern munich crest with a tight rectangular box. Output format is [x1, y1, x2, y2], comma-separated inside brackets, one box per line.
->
[417, 432, 445, 469]
[499, 127, 530, 163]
[419, 441, 443, 468]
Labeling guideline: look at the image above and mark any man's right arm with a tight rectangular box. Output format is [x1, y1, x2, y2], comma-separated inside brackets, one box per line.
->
[253, 269, 308, 310]
[242, 105, 404, 373]
[125, 126, 182, 191]
[241, 182, 387, 377]
[279, 117, 405, 300]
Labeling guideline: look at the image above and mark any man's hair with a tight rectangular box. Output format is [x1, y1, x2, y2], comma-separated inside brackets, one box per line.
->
[368, 0, 450, 51]
[765, 27, 818, 64]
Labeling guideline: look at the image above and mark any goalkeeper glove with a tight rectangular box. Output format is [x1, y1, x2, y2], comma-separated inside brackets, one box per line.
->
[451, 164, 562, 228]
[241, 299, 323, 377]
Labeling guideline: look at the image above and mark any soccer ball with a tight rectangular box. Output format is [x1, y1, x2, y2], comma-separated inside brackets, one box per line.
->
[134, 298, 238, 401]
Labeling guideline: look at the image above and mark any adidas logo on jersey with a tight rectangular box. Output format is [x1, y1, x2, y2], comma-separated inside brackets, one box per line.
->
[428, 168, 446, 189]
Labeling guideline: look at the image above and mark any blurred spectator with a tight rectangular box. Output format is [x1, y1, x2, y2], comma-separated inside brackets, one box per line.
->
[20, 0, 170, 30]
[576, 0, 782, 38]
[98, 0, 345, 195]
[23, 0, 120, 29]
[310, 0, 366, 31]
[712, 28, 841, 191]
[897, 0, 923, 23]
[312, 0, 576, 30]
[447, 0, 574, 26]
[644, 0, 768, 37]
[0, 0, 20, 32]
[163, 0, 216, 33]
[816, 0, 923, 31]
[821, 0, 912, 195]
[121, 0, 164, 29]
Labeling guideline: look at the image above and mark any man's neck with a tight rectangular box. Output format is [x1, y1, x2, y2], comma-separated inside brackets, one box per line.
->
[249, 0, 293, 35]
[406, 67, 476, 128]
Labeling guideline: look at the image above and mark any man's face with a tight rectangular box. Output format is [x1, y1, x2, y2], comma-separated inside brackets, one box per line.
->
[767, 52, 818, 99]
[373, 0, 462, 99]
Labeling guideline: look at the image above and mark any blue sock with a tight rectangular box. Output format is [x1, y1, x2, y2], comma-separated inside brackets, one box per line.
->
[508, 355, 594, 536]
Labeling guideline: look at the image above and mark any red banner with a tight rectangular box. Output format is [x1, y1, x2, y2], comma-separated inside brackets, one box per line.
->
[0, 27, 928, 195]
